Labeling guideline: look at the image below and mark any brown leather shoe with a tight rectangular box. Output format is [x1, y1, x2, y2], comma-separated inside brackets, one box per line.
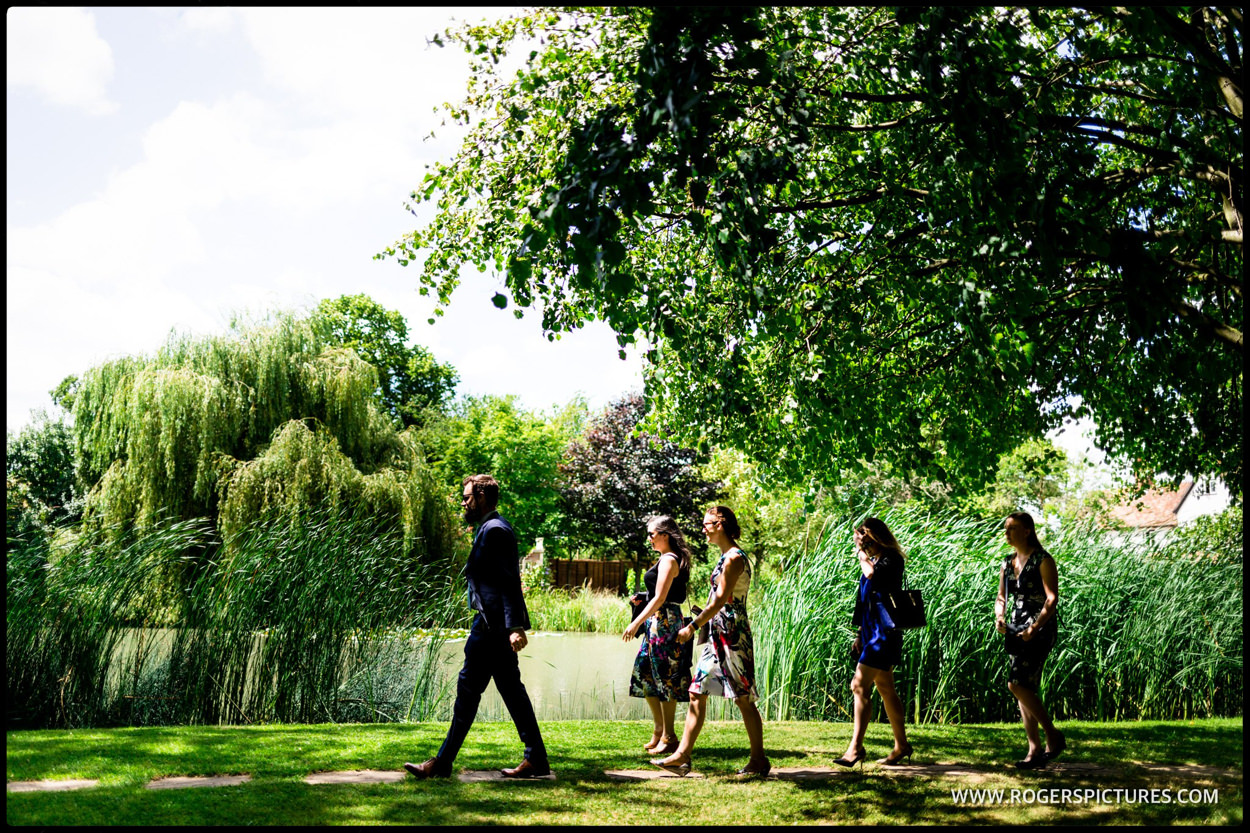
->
[499, 758, 551, 778]
[403, 757, 450, 779]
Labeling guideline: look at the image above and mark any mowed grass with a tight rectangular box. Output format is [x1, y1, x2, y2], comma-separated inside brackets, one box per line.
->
[6, 718, 1242, 826]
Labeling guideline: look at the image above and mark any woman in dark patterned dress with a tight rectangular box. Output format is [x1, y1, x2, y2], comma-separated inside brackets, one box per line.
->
[836, 517, 914, 768]
[623, 515, 693, 754]
[996, 511, 1066, 769]
[653, 506, 769, 778]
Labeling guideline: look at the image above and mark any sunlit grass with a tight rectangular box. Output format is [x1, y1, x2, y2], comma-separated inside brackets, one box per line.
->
[5, 719, 1242, 826]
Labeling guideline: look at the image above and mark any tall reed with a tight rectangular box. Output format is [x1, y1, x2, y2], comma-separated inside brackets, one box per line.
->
[7, 508, 462, 729]
[753, 508, 1243, 723]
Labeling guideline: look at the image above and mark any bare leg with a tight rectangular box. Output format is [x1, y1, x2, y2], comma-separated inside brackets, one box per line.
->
[1009, 681, 1060, 755]
[659, 693, 706, 766]
[735, 694, 767, 766]
[643, 696, 665, 749]
[872, 670, 910, 753]
[661, 699, 678, 744]
[843, 663, 871, 759]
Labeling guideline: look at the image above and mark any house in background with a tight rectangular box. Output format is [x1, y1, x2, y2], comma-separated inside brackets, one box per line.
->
[1104, 478, 1234, 544]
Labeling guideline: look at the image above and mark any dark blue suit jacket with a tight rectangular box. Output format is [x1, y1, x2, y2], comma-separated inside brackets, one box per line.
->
[464, 511, 531, 632]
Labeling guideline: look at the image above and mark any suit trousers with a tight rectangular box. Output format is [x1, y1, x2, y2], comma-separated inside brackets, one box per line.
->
[437, 612, 547, 766]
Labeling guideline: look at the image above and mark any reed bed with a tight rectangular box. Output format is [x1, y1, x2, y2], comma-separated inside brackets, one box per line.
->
[525, 585, 632, 633]
[752, 509, 1243, 724]
[6, 510, 461, 729]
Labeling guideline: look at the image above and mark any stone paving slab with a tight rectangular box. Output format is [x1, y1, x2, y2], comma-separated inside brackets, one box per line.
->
[771, 767, 842, 781]
[604, 769, 707, 780]
[145, 774, 252, 790]
[7, 779, 100, 793]
[457, 769, 557, 783]
[304, 770, 407, 785]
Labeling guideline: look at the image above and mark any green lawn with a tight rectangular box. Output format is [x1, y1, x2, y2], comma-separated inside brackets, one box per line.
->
[6, 718, 1242, 826]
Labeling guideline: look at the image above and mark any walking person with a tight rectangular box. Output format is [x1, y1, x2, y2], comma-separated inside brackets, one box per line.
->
[836, 517, 914, 769]
[404, 474, 550, 779]
[997, 511, 1065, 769]
[653, 505, 769, 777]
[622, 515, 694, 755]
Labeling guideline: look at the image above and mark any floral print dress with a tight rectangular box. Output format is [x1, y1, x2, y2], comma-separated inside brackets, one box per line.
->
[689, 547, 758, 702]
[1002, 547, 1058, 690]
[628, 555, 693, 701]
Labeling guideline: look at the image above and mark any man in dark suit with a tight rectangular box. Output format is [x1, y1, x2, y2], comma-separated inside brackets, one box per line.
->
[404, 474, 550, 779]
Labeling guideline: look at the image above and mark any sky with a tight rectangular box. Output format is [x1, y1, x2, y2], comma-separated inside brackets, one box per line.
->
[6, 6, 645, 433]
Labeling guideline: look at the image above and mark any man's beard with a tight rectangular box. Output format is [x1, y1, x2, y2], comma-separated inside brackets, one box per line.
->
[464, 506, 482, 525]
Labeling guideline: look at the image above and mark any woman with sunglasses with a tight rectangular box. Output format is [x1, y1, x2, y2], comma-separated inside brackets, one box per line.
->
[623, 515, 694, 755]
[652, 505, 769, 778]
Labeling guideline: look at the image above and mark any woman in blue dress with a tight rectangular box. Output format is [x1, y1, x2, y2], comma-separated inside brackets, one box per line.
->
[836, 517, 914, 768]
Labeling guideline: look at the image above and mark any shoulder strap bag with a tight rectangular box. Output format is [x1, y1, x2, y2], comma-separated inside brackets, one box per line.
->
[877, 572, 926, 630]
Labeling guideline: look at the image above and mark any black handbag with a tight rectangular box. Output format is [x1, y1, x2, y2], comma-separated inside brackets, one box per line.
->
[628, 592, 648, 638]
[878, 585, 926, 630]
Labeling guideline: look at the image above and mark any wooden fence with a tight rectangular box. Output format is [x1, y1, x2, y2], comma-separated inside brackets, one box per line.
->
[549, 559, 631, 595]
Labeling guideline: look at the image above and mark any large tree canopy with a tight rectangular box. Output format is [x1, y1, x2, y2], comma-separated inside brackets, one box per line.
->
[383, 6, 1242, 494]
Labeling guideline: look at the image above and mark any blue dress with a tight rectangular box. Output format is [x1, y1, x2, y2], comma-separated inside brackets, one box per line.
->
[851, 551, 904, 670]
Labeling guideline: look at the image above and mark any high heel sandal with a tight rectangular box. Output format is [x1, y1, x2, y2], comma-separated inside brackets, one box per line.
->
[879, 742, 914, 766]
[1014, 753, 1048, 770]
[833, 749, 867, 769]
[737, 757, 771, 778]
[650, 738, 680, 756]
[650, 757, 691, 777]
[1043, 730, 1066, 763]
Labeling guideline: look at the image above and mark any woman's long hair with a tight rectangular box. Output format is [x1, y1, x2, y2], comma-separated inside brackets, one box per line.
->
[647, 515, 692, 572]
[858, 516, 906, 561]
[1007, 511, 1044, 551]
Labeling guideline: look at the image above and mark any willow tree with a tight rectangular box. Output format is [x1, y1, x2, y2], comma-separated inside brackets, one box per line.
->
[70, 312, 459, 563]
[382, 7, 1242, 495]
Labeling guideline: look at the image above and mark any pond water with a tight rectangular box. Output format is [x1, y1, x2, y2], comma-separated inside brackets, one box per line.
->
[439, 631, 650, 721]
[110, 629, 742, 723]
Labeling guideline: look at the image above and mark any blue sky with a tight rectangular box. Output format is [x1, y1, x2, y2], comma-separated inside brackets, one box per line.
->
[6, 7, 644, 432]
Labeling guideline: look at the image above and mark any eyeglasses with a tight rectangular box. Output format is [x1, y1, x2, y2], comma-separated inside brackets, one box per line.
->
[701, 520, 720, 529]
[647, 530, 663, 538]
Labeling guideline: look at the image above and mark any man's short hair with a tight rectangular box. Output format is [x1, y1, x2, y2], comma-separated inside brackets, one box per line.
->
[463, 474, 500, 509]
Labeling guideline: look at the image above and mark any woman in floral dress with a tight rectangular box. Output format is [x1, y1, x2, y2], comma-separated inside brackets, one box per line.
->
[653, 505, 769, 777]
[623, 515, 693, 754]
[996, 511, 1066, 769]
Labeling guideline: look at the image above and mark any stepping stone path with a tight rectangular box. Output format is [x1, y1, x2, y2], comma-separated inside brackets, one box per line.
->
[604, 769, 707, 781]
[146, 775, 252, 790]
[304, 770, 406, 785]
[7, 779, 100, 793]
[456, 770, 557, 783]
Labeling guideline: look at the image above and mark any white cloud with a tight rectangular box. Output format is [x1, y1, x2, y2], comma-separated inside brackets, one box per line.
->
[6, 7, 118, 115]
[178, 7, 236, 35]
[5, 7, 643, 432]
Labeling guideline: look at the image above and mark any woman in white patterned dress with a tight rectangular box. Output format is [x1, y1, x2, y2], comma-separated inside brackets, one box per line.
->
[652, 505, 769, 778]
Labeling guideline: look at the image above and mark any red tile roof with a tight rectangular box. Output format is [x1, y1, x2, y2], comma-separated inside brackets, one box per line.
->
[1106, 481, 1195, 528]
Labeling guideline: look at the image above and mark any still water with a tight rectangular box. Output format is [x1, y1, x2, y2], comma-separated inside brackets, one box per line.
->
[113, 629, 740, 723]
[439, 631, 650, 721]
